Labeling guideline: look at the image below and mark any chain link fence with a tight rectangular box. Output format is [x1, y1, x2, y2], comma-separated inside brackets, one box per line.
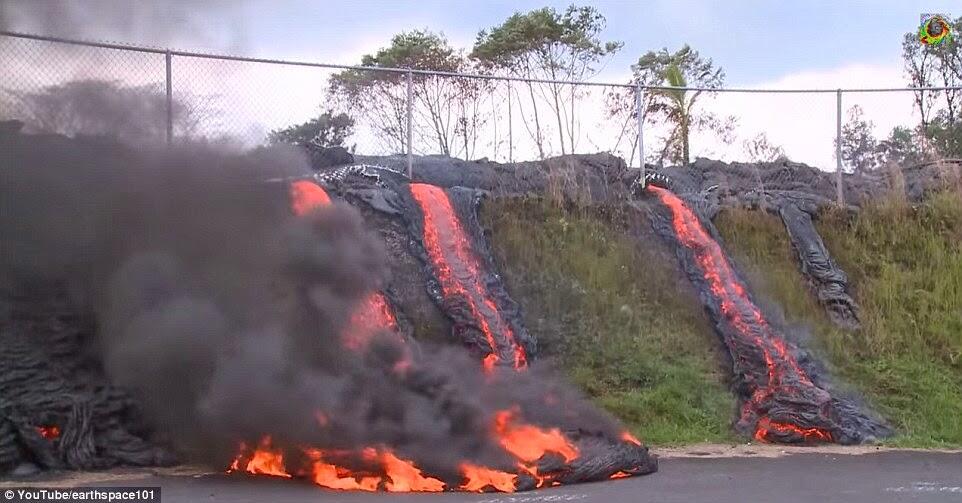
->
[2, 31, 960, 204]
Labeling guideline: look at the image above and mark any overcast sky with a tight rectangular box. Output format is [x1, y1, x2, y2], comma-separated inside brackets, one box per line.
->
[4, 0, 956, 84]
[1, 0, 958, 168]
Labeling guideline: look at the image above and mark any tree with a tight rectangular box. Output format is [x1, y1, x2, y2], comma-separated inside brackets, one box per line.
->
[611, 45, 733, 165]
[267, 111, 354, 149]
[876, 126, 930, 166]
[902, 16, 962, 128]
[836, 105, 880, 174]
[472, 5, 622, 158]
[743, 133, 786, 162]
[8, 79, 199, 142]
[329, 30, 491, 158]
[925, 117, 962, 159]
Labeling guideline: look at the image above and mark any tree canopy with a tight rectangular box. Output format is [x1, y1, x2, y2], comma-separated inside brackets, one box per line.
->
[617, 45, 732, 165]
[267, 111, 354, 149]
[472, 5, 622, 157]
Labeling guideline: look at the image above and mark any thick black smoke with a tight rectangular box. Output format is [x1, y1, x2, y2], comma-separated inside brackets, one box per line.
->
[0, 119, 628, 477]
[0, 0, 248, 51]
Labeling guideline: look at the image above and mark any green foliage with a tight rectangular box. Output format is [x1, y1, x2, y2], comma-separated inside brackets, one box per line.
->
[902, 16, 962, 127]
[332, 30, 463, 91]
[472, 5, 621, 157]
[328, 29, 490, 157]
[837, 105, 880, 174]
[471, 5, 621, 74]
[715, 192, 962, 447]
[900, 15, 962, 162]
[877, 126, 929, 166]
[267, 110, 354, 148]
[924, 117, 962, 158]
[481, 198, 735, 445]
[621, 45, 732, 165]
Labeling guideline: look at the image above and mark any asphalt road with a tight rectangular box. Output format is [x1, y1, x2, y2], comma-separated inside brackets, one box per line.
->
[5, 451, 962, 503]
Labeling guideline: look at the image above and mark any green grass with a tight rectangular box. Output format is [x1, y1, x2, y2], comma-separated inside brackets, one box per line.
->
[481, 198, 736, 445]
[715, 191, 962, 447]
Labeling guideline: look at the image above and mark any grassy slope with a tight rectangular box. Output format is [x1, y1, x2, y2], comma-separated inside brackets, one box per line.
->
[481, 198, 735, 445]
[715, 192, 962, 447]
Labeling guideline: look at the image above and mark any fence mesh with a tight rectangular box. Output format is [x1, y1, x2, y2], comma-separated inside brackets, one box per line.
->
[2, 32, 960, 202]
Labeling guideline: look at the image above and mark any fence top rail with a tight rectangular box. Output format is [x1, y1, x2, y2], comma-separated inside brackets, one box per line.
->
[4, 30, 962, 94]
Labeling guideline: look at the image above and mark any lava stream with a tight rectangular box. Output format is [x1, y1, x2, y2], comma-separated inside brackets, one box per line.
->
[647, 185, 833, 442]
[289, 179, 331, 216]
[408, 183, 527, 370]
[289, 180, 401, 352]
[227, 406, 618, 493]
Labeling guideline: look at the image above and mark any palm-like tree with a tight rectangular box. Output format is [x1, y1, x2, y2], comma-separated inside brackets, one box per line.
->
[660, 63, 693, 165]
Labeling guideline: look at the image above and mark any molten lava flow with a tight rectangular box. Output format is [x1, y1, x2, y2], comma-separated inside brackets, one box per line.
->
[287, 180, 402, 353]
[378, 450, 446, 492]
[305, 449, 381, 491]
[493, 409, 579, 464]
[229, 436, 292, 478]
[621, 431, 642, 446]
[459, 463, 518, 493]
[344, 292, 400, 351]
[290, 179, 332, 216]
[647, 185, 833, 443]
[755, 418, 833, 443]
[409, 183, 527, 370]
[36, 425, 60, 440]
[229, 437, 453, 492]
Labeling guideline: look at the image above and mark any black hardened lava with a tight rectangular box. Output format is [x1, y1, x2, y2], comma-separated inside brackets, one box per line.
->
[0, 283, 175, 474]
[776, 202, 860, 329]
[640, 176, 889, 444]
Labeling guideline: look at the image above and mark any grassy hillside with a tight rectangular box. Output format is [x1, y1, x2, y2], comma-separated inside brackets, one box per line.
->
[481, 198, 735, 445]
[715, 191, 962, 447]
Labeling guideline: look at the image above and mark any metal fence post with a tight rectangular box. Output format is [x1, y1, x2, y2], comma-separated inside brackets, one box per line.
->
[835, 89, 843, 206]
[507, 82, 513, 163]
[636, 83, 645, 182]
[165, 50, 173, 145]
[406, 70, 413, 178]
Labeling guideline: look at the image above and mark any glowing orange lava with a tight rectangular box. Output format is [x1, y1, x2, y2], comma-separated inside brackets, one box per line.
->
[409, 183, 527, 370]
[229, 436, 291, 478]
[648, 185, 833, 443]
[290, 179, 332, 216]
[36, 425, 60, 440]
[379, 450, 445, 492]
[459, 463, 518, 492]
[493, 409, 579, 464]
[305, 448, 381, 491]
[344, 292, 400, 351]
[288, 180, 403, 353]
[755, 418, 833, 443]
[621, 431, 642, 446]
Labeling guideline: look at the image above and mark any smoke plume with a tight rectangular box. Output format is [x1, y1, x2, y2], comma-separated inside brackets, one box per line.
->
[0, 0, 248, 51]
[0, 86, 625, 474]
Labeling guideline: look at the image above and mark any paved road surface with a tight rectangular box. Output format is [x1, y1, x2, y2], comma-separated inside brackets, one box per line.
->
[5, 451, 962, 503]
